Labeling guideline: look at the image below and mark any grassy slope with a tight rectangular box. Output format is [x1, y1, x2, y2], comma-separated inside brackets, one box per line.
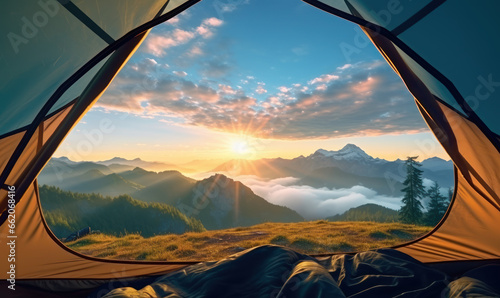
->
[67, 221, 431, 261]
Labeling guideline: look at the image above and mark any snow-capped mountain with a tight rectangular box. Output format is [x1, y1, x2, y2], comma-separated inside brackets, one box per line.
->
[295, 144, 400, 178]
[311, 144, 390, 165]
[314, 144, 373, 161]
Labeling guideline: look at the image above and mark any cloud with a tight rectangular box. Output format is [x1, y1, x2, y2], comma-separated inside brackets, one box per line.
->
[203, 17, 224, 27]
[308, 73, 339, 85]
[219, 84, 238, 95]
[235, 175, 402, 220]
[213, 0, 250, 15]
[173, 70, 188, 77]
[188, 45, 204, 57]
[337, 64, 352, 70]
[196, 17, 224, 39]
[145, 17, 224, 56]
[196, 26, 213, 38]
[315, 84, 327, 91]
[278, 86, 291, 93]
[166, 16, 180, 25]
[145, 29, 196, 56]
[256, 85, 267, 94]
[100, 59, 426, 139]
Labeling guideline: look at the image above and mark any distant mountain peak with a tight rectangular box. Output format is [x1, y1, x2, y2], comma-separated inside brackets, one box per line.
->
[313, 144, 372, 161]
[422, 156, 447, 162]
[421, 156, 453, 171]
[132, 167, 148, 173]
[105, 157, 142, 162]
[106, 157, 128, 162]
[342, 143, 361, 150]
[58, 156, 72, 161]
[204, 173, 232, 183]
[53, 156, 77, 164]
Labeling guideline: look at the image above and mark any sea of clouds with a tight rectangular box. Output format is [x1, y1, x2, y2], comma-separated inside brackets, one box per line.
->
[191, 172, 404, 220]
[236, 175, 403, 220]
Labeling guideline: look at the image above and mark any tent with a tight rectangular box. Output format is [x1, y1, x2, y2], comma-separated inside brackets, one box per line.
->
[1, 0, 499, 295]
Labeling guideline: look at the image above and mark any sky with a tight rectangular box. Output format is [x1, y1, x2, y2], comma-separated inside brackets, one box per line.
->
[54, 0, 448, 167]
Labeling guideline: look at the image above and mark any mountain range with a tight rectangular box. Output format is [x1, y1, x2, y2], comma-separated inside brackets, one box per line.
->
[96, 157, 195, 173]
[212, 144, 454, 195]
[39, 161, 303, 230]
[39, 144, 453, 225]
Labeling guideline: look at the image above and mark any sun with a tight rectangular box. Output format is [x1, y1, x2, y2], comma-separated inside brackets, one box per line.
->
[231, 140, 250, 155]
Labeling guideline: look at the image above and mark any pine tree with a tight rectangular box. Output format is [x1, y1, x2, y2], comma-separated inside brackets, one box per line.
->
[425, 181, 447, 226]
[399, 156, 425, 224]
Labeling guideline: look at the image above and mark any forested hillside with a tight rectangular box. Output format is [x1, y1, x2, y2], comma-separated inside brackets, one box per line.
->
[326, 204, 398, 222]
[39, 185, 205, 238]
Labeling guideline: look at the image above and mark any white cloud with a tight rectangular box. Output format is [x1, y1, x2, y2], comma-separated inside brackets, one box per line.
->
[256, 85, 267, 94]
[316, 84, 327, 91]
[173, 70, 188, 77]
[337, 64, 352, 70]
[145, 29, 196, 56]
[196, 26, 213, 38]
[219, 84, 238, 95]
[188, 45, 204, 57]
[196, 17, 224, 39]
[278, 86, 291, 93]
[173, 29, 195, 42]
[145, 18, 224, 56]
[203, 17, 224, 27]
[145, 58, 158, 65]
[309, 73, 340, 85]
[166, 16, 180, 25]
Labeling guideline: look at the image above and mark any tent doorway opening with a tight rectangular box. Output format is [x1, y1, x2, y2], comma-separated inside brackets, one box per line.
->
[37, 0, 454, 262]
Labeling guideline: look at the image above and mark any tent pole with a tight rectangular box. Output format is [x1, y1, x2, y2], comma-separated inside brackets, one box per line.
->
[12, 30, 150, 213]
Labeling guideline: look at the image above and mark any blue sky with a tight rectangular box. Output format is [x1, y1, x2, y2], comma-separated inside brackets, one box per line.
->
[56, 0, 447, 167]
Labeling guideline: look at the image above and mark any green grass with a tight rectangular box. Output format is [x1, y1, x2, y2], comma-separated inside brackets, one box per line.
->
[66, 221, 432, 261]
